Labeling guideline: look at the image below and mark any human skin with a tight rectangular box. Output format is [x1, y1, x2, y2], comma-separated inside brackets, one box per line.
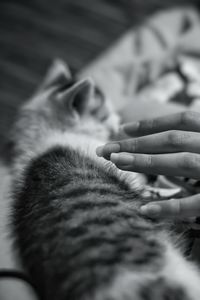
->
[96, 111, 200, 219]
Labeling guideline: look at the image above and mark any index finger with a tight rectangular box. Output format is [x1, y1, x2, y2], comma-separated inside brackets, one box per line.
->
[122, 111, 200, 137]
[140, 194, 200, 219]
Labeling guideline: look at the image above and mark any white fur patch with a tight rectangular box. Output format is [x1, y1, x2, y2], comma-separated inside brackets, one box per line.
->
[43, 131, 145, 192]
[94, 236, 200, 300]
[162, 242, 200, 300]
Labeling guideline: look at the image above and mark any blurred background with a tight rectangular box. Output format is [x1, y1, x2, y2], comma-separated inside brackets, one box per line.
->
[0, 0, 200, 158]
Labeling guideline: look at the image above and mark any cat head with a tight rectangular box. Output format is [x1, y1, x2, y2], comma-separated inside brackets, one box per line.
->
[24, 59, 119, 140]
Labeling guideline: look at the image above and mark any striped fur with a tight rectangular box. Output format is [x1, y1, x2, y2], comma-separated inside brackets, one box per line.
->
[11, 61, 200, 300]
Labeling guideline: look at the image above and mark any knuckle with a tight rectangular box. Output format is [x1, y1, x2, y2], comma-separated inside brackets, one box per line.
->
[180, 153, 200, 171]
[132, 138, 138, 152]
[167, 130, 189, 148]
[167, 130, 183, 147]
[144, 155, 153, 168]
[140, 119, 157, 131]
[181, 153, 192, 170]
[122, 139, 135, 152]
[180, 111, 198, 126]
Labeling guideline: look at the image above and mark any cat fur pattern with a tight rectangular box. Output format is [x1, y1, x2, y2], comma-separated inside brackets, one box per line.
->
[10, 59, 200, 300]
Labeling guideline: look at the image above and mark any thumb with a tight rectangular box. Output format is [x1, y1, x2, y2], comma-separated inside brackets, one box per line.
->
[140, 194, 200, 219]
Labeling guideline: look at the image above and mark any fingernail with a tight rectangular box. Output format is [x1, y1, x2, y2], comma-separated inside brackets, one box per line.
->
[110, 153, 134, 165]
[96, 143, 120, 157]
[96, 146, 104, 157]
[121, 122, 139, 134]
[140, 204, 161, 216]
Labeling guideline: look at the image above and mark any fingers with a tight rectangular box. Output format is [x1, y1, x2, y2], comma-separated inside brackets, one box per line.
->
[140, 194, 200, 218]
[96, 143, 120, 160]
[121, 111, 200, 137]
[96, 131, 200, 157]
[109, 152, 200, 179]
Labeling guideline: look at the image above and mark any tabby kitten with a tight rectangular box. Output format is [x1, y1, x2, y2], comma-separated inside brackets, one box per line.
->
[10, 60, 200, 300]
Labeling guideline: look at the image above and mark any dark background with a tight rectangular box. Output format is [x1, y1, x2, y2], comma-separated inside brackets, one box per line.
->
[0, 0, 200, 158]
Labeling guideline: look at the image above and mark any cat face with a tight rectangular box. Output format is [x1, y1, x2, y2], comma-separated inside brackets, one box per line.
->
[24, 59, 120, 140]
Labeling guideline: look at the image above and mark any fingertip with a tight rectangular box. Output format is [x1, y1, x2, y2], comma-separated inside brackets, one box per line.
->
[96, 143, 121, 160]
[140, 199, 182, 219]
[140, 205, 149, 215]
[110, 153, 119, 164]
[140, 204, 161, 217]
[121, 122, 139, 135]
[96, 146, 104, 157]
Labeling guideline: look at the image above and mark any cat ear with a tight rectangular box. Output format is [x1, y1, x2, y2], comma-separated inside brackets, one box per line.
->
[39, 59, 72, 91]
[57, 78, 95, 116]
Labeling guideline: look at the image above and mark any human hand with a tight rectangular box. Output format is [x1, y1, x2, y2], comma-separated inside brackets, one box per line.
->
[96, 111, 200, 218]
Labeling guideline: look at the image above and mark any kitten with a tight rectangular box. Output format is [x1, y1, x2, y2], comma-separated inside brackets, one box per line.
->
[10, 59, 200, 300]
